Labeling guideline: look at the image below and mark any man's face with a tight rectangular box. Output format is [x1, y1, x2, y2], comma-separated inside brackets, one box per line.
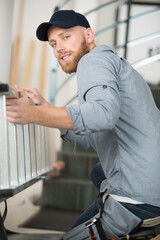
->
[48, 26, 90, 74]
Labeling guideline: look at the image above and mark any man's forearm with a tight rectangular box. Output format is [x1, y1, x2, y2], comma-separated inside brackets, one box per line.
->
[6, 98, 74, 130]
[31, 105, 74, 130]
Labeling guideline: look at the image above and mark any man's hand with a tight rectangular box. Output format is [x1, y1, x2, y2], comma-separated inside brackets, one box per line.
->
[20, 86, 51, 107]
[6, 86, 74, 130]
[6, 89, 35, 125]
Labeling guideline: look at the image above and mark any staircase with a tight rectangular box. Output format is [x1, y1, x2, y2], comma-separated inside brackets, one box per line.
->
[40, 142, 99, 212]
[40, 0, 160, 227]
[39, 84, 160, 215]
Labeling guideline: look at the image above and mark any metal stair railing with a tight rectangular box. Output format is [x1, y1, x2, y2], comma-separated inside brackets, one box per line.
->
[95, 4, 160, 38]
[53, 0, 160, 105]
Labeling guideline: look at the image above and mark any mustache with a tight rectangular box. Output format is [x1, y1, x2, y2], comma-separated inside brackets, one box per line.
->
[58, 51, 72, 59]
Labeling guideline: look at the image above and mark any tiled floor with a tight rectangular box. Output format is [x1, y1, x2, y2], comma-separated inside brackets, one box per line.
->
[8, 233, 64, 240]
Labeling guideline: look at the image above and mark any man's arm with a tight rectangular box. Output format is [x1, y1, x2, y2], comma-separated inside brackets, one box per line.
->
[6, 88, 73, 130]
[33, 106, 74, 130]
[60, 130, 92, 150]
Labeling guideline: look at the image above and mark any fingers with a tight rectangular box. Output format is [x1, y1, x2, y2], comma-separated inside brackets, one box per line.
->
[6, 106, 20, 124]
[14, 85, 23, 97]
[6, 98, 19, 106]
[13, 85, 26, 98]
[6, 103, 33, 125]
[22, 87, 40, 98]
[11, 86, 47, 106]
[14, 85, 37, 99]
[22, 87, 35, 92]
[6, 116, 18, 124]
[14, 86, 39, 96]
[21, 87, 46, 105]
[6, 94, 31, 107]
[22, 87, 40, 95]
[6, 114, 22, 125]
[22, 91, 33, 99]
[14, 85, 21, 91]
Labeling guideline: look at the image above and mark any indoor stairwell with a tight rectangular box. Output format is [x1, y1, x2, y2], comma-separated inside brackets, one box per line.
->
[40, 141, 99, 215]
[39, 0, 160, 232]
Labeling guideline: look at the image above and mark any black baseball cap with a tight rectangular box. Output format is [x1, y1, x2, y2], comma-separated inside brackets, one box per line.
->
[36, 10, 90, 41]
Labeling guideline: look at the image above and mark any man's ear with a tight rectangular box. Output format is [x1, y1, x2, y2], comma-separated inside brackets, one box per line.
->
[86, 28, 95, 43]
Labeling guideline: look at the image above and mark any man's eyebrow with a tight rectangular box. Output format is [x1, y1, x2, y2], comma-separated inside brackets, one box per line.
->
[49, 39, 56, 45]
[48, 32, 64, 44]
[49, 30, 72, 44]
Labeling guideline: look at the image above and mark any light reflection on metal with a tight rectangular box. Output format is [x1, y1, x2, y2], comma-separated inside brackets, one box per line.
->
[132, 54, 160, 69]
[0, 83, 53, 195]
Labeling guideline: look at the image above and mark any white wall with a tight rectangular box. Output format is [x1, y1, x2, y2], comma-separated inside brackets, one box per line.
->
[0, 0, 14, 83]
[8, 0, 119, 107]
[1, 0, 159, 212]
[2, 0, 160, 152]
[10, 0, 60, 98]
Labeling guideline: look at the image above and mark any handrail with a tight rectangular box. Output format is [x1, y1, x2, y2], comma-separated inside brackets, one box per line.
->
[124, 0, 132, 58]
[66, 95, 77, 105]
[114, 31, 160, 51]
[84, 0, 121, 16]
[127, 31, 160, 47]
[95, 19, 127, 37]
[131, 5, 160, 21]
[56, 73, 75, 94]
[54, 0, 71, 12]
[55, 29, 160, 96]
[95, 7, 160, 37]
[132, 53, 160, 69]
[53, 1, 160, 106]
[64, 53, 160, 106]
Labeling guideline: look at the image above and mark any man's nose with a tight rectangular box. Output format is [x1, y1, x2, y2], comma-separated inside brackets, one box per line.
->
[56, 42, 65, 53]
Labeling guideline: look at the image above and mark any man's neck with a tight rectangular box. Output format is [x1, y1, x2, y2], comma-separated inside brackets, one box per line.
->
[89, 43, 96, 52]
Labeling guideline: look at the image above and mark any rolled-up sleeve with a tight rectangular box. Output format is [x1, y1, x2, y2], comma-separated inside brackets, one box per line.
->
[60, 129, 92, 150]
[66, 50, 121, 136]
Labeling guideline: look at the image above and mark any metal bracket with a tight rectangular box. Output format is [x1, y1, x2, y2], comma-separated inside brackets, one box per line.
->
[0, 82, 19, 98]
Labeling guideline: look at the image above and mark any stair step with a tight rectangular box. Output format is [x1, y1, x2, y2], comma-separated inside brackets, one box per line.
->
[57, 151, 99, 180]
[40, 178, 98, 211]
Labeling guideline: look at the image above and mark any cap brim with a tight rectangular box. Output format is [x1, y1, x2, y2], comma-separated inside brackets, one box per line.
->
[36, 22, 53, 41]
[36, 21, 77, 41]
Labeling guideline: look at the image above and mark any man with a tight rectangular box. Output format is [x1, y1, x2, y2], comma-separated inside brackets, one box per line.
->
[6, 10, 160, 231]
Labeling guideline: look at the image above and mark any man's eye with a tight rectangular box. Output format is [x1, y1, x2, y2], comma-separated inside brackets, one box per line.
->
[52, 42, 56, 48]
[64, 35, 69, 39]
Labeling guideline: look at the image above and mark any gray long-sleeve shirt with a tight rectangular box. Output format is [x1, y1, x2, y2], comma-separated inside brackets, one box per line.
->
[61, 45, 160, 207]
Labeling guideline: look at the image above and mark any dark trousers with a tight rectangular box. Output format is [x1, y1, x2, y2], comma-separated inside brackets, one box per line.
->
[72, 162, 160, 229]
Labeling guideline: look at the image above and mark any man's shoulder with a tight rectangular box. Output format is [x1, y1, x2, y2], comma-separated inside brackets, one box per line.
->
[78, 45, 119, 71]
[91, 45, 112, 53]
[79, 45, 113, 63]
[86, 45, 113, 58]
